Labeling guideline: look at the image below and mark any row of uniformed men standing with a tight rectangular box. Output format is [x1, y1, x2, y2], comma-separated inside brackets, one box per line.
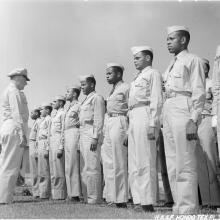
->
[0, 24, 220, 215]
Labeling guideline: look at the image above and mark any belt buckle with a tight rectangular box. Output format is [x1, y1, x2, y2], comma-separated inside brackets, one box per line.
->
[129, 105, 134, 110]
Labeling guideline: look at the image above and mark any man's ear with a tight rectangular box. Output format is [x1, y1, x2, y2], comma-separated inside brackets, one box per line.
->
[117, 72, 122, 78]
[180, 36, 187, 45]
[145, 54, 151, 62]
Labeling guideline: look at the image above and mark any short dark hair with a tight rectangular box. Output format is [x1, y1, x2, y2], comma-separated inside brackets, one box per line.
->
[59, 100, 66, 107]
[45, 106, 52, 114]
[177, 30, 190, 45]
[141, 50, 153, 61]
[35, 109, 41, 117]
[86, 77, 96, 86]
[111, 66, 123, 77]
[72, 88, 81, 98]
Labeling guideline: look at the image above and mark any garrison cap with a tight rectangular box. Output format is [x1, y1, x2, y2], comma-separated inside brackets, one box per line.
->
[106, 63, 124, 71]
[79, 74, 95, 82]
[53, 95, 66, 102]
[131, 46, 153, 55]
[33, 106, 40, 111]
[40, 102, 52, 109]
[167, 25, 189, 35]
[7, 68, 30, 81]
[66, 84, 81, 91]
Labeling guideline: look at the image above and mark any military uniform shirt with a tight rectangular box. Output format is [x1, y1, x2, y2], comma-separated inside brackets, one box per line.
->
[129, 66, 163, 127]
[107, 80, 129, 115]
[79, 91, 105, 139]
[1, 82, 29, 138]
[163, 50, 206, 122]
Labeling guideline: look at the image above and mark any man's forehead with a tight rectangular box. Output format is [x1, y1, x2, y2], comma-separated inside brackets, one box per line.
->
[106, 67, 114, 72]
[168, 31, 180, 38]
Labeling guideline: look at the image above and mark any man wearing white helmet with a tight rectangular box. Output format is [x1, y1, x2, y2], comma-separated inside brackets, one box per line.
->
[102, 63, 129, 208]
[0, 68, 29, 204]
[38, 102, 52, 199]
[29, 106, 42, 198]
[197, 58, 220, 208]
[79, 74, 105, 204]
[49, 95, 67, 200]
[128, 46, 163, 212]
[62, 84, 81, 202]
[163, 25, 206, 214]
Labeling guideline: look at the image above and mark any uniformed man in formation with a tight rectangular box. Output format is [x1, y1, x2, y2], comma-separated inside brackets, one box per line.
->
[102, 63, 129, 208]
[163, 26, 206, 214]
[0, 25, 220, 216]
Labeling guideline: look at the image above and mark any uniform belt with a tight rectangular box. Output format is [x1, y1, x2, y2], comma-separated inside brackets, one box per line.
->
[201, 114, 211, 119]
[166, 91, 192, 99]
[80, 120, 94, 126]
[65, 124, 80, 130]
[29, 139, 36, 141]
[108, 113, 126, 117]
[38, 137, 47, 140]
[129, 102, 150, 110]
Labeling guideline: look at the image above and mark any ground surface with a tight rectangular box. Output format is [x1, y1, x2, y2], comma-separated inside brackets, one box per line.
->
[0, 186, 219, 219]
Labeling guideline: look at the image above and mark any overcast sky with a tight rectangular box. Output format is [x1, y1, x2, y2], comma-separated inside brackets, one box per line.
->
[0, 0, 220, 123]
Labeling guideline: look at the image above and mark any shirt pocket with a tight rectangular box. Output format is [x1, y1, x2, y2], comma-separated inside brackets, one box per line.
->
[115, 94, 124, 101]
[80, 105, 94, 121]
[134, 77, 150, 97]
[172, 70, 184, 90]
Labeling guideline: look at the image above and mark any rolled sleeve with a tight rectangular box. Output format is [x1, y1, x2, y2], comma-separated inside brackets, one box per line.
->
[190, 57, 206, 122]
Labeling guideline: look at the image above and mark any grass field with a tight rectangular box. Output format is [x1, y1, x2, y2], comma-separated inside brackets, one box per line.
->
[0, 186, 218, 219]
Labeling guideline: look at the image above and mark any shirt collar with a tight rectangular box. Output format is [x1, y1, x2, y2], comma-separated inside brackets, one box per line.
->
[113, 80, 123, 90]
[141, 65, 152, 73]
[86, 91, 96, 99]
[133, 66, 152, 80]
[175, 49, 188, 60]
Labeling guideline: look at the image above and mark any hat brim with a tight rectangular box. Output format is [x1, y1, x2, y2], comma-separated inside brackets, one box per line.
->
[24, 76, 30, 81]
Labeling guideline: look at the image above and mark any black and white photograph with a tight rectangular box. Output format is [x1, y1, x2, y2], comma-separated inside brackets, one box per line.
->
[0, 0, 220, 219]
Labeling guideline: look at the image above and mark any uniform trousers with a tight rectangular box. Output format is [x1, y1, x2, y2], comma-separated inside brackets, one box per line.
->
[49, 133, 66, 199]
[0, 120, 25, 203]
[163, 96, 198, 214]
[101, 115, 128, 203]
[64, 127, 81, 197]
[197, 116, 220, 206]
[128, 106, 157, 205]
[79, 124, 102, 204]
[29, 139, 39, 197]
[38, 139, 51, 198]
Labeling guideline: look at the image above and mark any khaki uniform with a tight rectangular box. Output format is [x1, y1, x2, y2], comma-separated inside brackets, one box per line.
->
[62, 101, 81, 198]
[29, 118, 42, 197]
[0, 83, 29, 203]
[128, 66, 163, 205]
[79, 91, 105, 204]
[102, 80, 129, 203]
[37, 115, 51, 198]
[212, 54, 220, 152]
[163, 50, 206, 214]
[49, 108, 66, 199]
[197, 78, 220, 206]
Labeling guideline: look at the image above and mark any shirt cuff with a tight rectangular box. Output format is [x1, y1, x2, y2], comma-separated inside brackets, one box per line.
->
[190, 110, 199, 123]
[212, 115, 218, 128]
[93, 128, 98, 139]
[149, 118, 158, 127]
[212, 107, 217, 116]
